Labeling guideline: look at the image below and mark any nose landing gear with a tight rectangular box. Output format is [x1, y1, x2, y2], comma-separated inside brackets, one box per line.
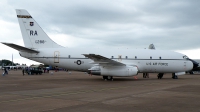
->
[157, 73, 164, 79]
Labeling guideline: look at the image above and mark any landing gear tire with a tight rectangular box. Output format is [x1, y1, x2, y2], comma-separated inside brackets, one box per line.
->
[102, 76, 113, 81]
[175, 75, 178, 79]
[143, 73, 146, 78]
[103, 76, 108, 80]
[143, 73, 149, 78]
[107, 76, 113, 81]
[157, 73, 164, 79]
[160, 74, 163, 79]
[172, 73, 178, 79]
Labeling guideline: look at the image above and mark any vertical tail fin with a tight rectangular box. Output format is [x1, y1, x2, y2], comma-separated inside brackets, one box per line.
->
[16, 9, 62, 49]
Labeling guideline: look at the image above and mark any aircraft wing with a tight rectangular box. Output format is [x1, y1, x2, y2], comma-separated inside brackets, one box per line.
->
[83, 54, 125, 66]
[1, 42, 39, 53]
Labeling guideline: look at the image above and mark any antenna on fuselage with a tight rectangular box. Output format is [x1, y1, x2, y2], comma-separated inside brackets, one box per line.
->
[149, 44, 155, 50]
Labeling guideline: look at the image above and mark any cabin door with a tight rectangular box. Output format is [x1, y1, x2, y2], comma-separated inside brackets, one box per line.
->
[54, 51, 60, 63]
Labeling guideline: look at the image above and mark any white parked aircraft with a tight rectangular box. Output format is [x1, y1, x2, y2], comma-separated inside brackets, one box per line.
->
[1, 9, 198, 80]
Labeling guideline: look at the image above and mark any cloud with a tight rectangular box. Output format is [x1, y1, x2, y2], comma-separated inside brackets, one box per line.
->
[1, 0, 200, 65]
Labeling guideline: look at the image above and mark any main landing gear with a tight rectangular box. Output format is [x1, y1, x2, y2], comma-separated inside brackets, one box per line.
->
[102, 76, 113, 81]
[157, 73, 164, 79]
[172, 73, 178, 79]
[157, 73, 178, 79]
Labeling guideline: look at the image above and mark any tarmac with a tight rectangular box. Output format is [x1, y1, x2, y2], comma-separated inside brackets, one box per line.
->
[0, 70, 200, 112]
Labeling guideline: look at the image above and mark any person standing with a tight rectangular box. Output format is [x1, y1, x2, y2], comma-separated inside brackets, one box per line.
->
[2, 68, 5, 76]
[2, 67, 8, 76]
[22, 68, 25, 76]
[43, 68, 46, 73]
[47, 68, 49, 73]
[5, 68, 8, 75]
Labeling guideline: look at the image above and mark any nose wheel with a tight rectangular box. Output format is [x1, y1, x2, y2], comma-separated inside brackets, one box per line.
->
[157, 73, 164, 79]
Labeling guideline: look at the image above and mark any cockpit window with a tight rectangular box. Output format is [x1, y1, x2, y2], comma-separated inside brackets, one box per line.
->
[183, 55, 189, 59]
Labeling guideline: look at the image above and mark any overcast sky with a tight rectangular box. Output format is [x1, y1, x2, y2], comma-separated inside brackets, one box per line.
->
[1, 0, 200, 65]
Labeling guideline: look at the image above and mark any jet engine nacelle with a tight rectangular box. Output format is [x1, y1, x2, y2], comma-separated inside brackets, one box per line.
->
[89, 66, 138, 77]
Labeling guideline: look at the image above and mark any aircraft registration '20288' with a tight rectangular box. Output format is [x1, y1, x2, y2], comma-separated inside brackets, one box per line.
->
[2, 9, 198, 80]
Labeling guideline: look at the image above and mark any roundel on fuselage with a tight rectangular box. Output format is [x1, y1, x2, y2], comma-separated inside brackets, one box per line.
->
[76, 60, 82, 65]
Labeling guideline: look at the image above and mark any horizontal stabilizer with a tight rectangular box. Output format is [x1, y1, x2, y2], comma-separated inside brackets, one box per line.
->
[1, 42, 39, 53]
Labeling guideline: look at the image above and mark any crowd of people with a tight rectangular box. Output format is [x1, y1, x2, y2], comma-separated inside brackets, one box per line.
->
[22, 67, 50, 76]
[2, 66, 67, 76]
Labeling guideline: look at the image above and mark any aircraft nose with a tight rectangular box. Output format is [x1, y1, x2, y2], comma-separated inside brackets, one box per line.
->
[188, 59, 199, 69]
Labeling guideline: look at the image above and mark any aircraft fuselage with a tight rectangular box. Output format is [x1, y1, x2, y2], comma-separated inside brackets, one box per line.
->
[20, 48, 193, 74]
